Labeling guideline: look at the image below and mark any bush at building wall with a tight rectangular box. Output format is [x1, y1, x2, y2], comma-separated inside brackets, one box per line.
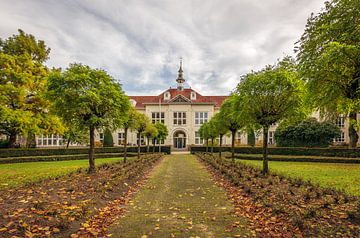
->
[275, 118, 341, 147]
[247, 129, 255, 147]
[103, 129, 114, 147]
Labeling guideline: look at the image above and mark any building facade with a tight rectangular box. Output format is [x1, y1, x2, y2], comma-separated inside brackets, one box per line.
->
[33, 61, 349, 149]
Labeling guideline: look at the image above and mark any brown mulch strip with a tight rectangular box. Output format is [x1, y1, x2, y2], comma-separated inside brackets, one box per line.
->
[0, 154, 162, 238]
[200, 159, 303, 238]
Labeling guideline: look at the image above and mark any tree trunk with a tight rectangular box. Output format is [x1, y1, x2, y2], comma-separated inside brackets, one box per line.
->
[26, 132, 36, 148]
[66, 138, 71, 149]
[147, 137, 150, 153]
[349, 112, 359, 148]
[206, 139, 209, 153]
[88, 126, 96, 173]
[211, 138, 214, 153]
[219, 134, 223, 159]
[153, 138, 156, 152]
[231, 130, 236, 162]
[9, 132, 17, 148]
[262, 126, 269, 175]
[124, 127, 128, 163]
[137, 132, 141, 159]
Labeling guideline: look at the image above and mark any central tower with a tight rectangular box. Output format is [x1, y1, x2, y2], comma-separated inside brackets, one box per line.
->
[176, 58, 185, 90]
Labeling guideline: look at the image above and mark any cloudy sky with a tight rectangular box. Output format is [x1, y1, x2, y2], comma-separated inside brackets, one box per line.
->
[0, 0, 325, 95]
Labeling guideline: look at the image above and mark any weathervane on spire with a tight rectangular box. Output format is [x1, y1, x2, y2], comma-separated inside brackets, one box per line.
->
[176, 57, 185, 90]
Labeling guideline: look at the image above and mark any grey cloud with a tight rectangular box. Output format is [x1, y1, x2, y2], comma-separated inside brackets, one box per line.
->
[0, 0, 325, 95]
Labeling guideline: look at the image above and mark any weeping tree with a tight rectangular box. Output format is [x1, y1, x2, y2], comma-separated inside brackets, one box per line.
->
[218, 96, 246, 161]
[234, 57, 306, 174]
[122, 107, 137, 162]
[199, 122, 210, 152]
[296, 0, 360, 148]
[211, 113, 229, 159]
[144, 123, 158, 153]
[132, 111, 151, 159]
[48, 63, 130, 173]
[153, 122, 168, 152]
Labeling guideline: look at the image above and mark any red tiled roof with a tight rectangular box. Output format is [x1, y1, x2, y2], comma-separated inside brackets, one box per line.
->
[129, 88, 228, 108]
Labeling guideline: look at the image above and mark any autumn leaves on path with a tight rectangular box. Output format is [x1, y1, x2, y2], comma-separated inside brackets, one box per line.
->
[109, 154, 251, 237]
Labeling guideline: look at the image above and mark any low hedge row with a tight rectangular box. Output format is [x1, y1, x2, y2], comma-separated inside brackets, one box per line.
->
[190, 146, 360, 158]
[0, 145, 171, 158]
[230, 153, 360, 164]
[0, 153, 138, 164]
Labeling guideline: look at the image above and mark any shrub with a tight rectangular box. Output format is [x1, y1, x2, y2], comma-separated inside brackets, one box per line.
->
[275, 118, 341, 147]
[0, 139, 9, 148]
[103, 129, 114, 147]
[247, 129, 255, 147]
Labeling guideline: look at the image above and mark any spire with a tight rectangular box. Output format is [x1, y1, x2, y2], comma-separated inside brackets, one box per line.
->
[176, 58, 185, 90]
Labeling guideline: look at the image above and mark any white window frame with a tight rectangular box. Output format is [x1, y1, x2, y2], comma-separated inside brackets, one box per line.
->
[118, 132, 125, 145]
[336, 116, 345, 128]
[151, 112, 165, 124]
[37, 134, 63, 147]
[334, 131, 345, 142]
[195, 112, 208, 125]
[174, 112, 186, 125]
[195, 131, 204, 145]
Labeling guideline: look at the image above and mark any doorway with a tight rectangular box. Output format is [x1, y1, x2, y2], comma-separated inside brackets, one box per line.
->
[173, 130, 186, 150]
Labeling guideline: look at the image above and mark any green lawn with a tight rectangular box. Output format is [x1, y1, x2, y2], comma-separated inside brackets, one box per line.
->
[109, 154, 250, 237]
[240, 160, 360, 196]
[0, 158, 123, 189]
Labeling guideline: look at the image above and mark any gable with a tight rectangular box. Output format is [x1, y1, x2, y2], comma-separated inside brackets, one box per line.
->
[168, 94, 191, 103]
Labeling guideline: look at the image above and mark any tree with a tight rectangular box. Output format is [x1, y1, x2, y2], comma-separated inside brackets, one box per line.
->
[296, 0, 360, 148]
[211, 113, 229, 158]
[234, 58, 306, 174]
[0, 30, 64, 147]
[275, 118, 341, 147]
[122, 107, 137, 162]
[207, 119, 219, 153]
[47, 63, 130, 173]
[154, 122, 168, 152]
[199, 122, 210, 152]
[219, 96, 246, 161]
[103, 128, 114, 147]
[132, 111, 151, 159]
[62, 123, 88, 148]
[144, 123, 158, 152]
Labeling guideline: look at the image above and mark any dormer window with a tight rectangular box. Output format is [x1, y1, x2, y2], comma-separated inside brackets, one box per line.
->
[190, 91, 196, 100]
[130, 99, 137, 107]
[164, 91, 171, 100]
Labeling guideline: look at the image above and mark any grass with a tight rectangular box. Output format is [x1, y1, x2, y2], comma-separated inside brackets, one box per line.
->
[240, 160, 360, 196]
[0, 157, 124, 189]
[109, 154, 250, 237]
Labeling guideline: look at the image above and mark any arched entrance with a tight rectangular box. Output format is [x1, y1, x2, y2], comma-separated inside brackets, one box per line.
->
[173, 130, 186, 149]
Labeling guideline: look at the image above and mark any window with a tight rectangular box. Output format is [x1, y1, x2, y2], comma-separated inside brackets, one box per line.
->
[195, 112, 208, 125]
[334, 131, 345, 142]
[151, 112, 165, 124]
[164, 92, 170, 100]
[173, 112, 186, 125]
[268, 131, 275, 145]
[154, 139, 165, 145]
[195, 131, 203, 145]
[37, 134, 64, 147]
[99, 133, 104, 143]
[137, 135, 145, 145]
[235, 132, 242, 144]
[336, 116, 345, 128]
[191, 91, 196, 100]
[118, 133, 125, 145]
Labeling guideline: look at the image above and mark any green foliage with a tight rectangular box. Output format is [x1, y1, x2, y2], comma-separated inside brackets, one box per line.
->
[296, 0, 360, 147]
[199, 122, 210, 141]
[219, 96, 246, 133]
[132, 111, 150, 135]
[103, 128, 114, 147]
[0, 139, 9, 148]
[234, 57, 306, 173]
[62, 124, 88, 148]
[47, 63, 130, 172]
[144, 123, 158, 140]
[0, 30, 64, 147]
[275, 118, 341, 147]
[154, 122, 168, 142]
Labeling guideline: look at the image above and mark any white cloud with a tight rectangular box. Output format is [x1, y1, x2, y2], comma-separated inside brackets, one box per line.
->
[0, 0, 325, 95]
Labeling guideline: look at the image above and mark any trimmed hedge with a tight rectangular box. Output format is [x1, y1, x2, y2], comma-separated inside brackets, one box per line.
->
[230, 153, 360, 164]
[0, 153, 139, 164]
[0, 145, 171, 158]
[190, 146, 360, 158]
